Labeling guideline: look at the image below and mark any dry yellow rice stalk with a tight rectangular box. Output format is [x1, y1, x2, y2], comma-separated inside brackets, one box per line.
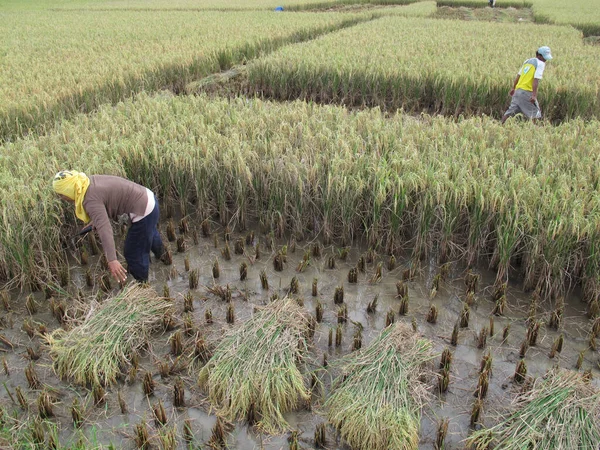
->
[198, 298, 312, 435]
[46, 284, 172, 386]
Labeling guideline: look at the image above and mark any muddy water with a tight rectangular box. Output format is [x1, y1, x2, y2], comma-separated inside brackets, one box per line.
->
[1, 224, 598, 449]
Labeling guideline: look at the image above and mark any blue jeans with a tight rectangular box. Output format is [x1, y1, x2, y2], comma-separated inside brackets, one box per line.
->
[124, 199, 163, 282]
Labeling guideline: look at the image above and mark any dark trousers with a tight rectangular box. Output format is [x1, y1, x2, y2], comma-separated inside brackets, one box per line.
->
[124, 199, 163, 282]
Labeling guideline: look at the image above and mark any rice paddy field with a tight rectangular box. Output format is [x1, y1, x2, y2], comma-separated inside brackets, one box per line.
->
[247, 16, 600, 121]
[437, 0, 600, 35]
[1, 0, 600, 449]
[0, 8, 373, 141]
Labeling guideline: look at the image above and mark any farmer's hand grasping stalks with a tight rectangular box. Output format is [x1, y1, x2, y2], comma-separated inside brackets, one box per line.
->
[53, 170, 164, 283]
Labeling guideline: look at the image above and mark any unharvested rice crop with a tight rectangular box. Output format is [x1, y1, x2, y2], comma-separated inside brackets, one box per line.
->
[324, 323, 433, 450]
[45, 284, 172, 386]
[55, 0, 429, 10]
[436, 0, 600, 35]
[467, 368, 600, 450]
[531, 0, 600, 36]
[2, 94, 600, 300]
[0, 8, 366, 141]
[247, 15, 600, 121]
[198, 298, 312, 434]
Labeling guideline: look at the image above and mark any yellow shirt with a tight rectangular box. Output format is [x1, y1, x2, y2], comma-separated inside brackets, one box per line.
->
[515, 57, 546, 92]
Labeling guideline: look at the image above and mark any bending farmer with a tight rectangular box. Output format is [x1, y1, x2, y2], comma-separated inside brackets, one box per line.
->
[53, 171, 164, 283]
[501, 46, 552, 124]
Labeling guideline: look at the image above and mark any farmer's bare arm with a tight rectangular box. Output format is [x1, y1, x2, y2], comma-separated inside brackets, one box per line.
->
[86, 203, 127, 282]
[530, 78, 540, 103]
[509, 74, 520, 96]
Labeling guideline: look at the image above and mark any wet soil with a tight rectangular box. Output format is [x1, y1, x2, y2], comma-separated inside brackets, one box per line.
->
[1, 219, 598, 449]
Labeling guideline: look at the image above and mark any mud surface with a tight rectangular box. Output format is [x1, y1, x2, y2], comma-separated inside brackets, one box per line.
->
[1, 220, 598, 449]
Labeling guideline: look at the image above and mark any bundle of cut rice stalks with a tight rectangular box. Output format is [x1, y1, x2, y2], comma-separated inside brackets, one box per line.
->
[198, 298, 312, 435]
[467, 368, 600, 450]
[324, 323, 434, 450]
[46, 284, 172, 386]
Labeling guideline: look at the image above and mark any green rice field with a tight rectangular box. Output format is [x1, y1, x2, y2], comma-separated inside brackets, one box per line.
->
[0, 0, 599, 448]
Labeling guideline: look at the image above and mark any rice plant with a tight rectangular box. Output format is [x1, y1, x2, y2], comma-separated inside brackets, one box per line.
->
[143, 372, 155, 397]
[45, 284, 172, 386]
[450, 322, 459, 346]
[435, 417, 449, 450]
[25, 363, 41, 389]
[118, 390, 127, 413]
[324, 323, 433, 450]
[247, 16, 600, 122]
[134, 419, 150, 449]
[0, 8, 368, 143]
[4, 92, 600, 301]
[198, 298, 312, 434]
[467, 369, 600, 449]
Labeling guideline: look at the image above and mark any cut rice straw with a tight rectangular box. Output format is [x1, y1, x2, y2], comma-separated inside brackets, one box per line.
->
[198, 298, 311, 435]
[324, 323, 434, 450]
[466, 368, 600, 450]
[45, 284, 172, 386]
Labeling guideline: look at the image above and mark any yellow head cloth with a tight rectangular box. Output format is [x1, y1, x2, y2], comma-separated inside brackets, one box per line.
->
[53, 170, 91, 223]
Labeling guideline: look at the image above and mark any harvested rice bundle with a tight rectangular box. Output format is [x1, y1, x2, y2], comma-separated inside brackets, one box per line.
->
[324, 323, 433, 450]
[46, 285, 172, 386]
[467, 368, 600, 450]
[198, 298, 312, 434]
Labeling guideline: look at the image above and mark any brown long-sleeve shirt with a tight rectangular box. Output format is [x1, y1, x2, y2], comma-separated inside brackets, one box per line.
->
[83, 175, 148, 262]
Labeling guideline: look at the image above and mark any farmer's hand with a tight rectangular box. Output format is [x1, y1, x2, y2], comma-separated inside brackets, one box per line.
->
[529, 95, 537, 104]
[108, 260, 127, 283]
[509, 89, 515, 97]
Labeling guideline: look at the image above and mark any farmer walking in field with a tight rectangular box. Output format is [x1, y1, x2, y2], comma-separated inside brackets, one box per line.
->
[501, 46, 552, 124]
[53, 170, 164, 283]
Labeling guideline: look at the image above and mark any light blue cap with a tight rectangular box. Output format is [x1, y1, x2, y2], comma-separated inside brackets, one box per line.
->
[537, 46, 552, 61]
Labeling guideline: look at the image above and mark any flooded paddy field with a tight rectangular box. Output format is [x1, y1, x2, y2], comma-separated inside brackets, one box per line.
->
[1, 218, 598, 449]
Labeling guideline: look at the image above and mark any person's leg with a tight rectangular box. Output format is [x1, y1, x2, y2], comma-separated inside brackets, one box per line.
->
[124, 203, 160, 282]
[149, 198, 163, 259]
[501, 98, 519, 125]
[124, 221, 151, 282]
[151, 227, 163, 260]
[522, 96, 542, 124]
[501, 109, 518, 124]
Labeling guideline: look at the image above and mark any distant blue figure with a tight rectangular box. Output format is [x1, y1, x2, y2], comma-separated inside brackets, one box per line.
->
[275, 6, 284, 11]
